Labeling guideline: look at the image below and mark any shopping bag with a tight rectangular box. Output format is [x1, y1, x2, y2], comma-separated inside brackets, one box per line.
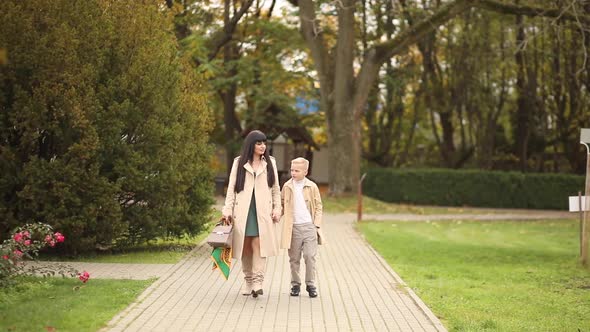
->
[206, 217, 233, 248]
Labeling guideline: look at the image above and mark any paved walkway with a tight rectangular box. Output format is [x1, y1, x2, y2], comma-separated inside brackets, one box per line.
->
[26, 208, 570, 280]
[24, 208, 571, 331]
[101, 213, 446, 332]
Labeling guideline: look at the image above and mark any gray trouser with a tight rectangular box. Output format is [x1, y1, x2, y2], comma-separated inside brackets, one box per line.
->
[288, 222, 318, 287]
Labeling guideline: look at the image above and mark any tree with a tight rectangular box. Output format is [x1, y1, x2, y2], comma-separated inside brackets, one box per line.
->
[0, 0, 213, 253]
[287, 0, 590, 195]
[174, 0, 312, 176]
[361, 0, 419, 168]
[168, 0, 255, 174]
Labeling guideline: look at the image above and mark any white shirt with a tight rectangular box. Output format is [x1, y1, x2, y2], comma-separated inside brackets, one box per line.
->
[292, 179, 313, 225]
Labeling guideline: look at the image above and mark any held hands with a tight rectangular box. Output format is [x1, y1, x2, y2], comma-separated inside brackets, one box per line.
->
[222, 213, 233, 224]
[271, 211, 280, 223]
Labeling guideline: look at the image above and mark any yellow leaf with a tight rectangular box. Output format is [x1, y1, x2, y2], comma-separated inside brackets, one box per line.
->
[0, 48, 7, 65]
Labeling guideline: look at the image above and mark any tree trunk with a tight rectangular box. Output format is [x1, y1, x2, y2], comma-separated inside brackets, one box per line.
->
[513, 14, 531, 172]
[365, 81, 380, 162]
[328, 100, 357, 194]
[565, 24, 583, 173]
[329, 0, 357, 195]
[398, 89, 421, 167]
[418, 31, 456, 167]
[221, 2, 242, 178]
[221, 73, 241, 177]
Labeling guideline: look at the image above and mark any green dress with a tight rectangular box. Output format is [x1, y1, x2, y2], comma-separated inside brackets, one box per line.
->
[245, 189, 259, 237]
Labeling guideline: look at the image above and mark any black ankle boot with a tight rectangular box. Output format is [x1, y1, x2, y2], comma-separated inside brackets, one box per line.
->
[290, 285, 300, 296]
[306, 285, 317, 298]
[251, 288, 263, 298]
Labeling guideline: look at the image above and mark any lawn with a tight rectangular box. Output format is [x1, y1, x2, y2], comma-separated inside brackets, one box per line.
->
[322, 195, 517, 215]
[0, 276, 152, 332]
[358, 219, 590, 331]
[1, 213, 214, 332]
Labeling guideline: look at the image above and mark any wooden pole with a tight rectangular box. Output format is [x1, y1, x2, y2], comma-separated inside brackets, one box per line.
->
[357, 173, 367, 222]
[578, 191, 584, 257]
[582, 144, 590, 266]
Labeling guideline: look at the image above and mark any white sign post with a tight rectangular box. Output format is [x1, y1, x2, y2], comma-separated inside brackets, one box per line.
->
[569, 195, 589, 212]
[569, 193, 589, 257]
[579, 129, 590, 265]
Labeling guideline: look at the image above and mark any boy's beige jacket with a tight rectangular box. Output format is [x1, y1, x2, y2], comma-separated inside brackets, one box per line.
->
[222, 156, 282, 259]
[280, 178, 324, 249]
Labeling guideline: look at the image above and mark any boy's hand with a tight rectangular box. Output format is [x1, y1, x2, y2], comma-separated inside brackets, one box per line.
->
[271, 211, 280, 223]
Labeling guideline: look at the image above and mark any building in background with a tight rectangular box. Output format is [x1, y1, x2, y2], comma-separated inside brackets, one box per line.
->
[214, 102, 327, 195]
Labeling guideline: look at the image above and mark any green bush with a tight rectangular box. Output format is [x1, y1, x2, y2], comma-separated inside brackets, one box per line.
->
[0, 0, 213, 254]
[363, 168, 585, 209]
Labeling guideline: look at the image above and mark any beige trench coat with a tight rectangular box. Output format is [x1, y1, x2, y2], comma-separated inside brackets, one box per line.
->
[280, 177, 324, 249]
[222, 156, 282, 259]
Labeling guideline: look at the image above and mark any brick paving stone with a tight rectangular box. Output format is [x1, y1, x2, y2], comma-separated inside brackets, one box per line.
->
[101, 213, 447, 332]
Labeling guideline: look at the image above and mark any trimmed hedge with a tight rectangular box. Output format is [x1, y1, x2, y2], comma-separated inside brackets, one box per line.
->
[363, 168, 585, 210]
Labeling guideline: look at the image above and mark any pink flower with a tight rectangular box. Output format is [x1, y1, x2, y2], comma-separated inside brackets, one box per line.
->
[13, 232, 23, 243]
[22, 231, 30, 239]
[2, 255, 8, 260]
[78, 271, 90, 283]
[54, 232, 65, 243]
[45, 234, 56, 247]
[24, 240, 31, 246]
[12, 250, 23, 259]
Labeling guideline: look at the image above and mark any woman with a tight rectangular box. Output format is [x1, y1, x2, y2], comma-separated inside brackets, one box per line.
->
[222, 130, 281, 297]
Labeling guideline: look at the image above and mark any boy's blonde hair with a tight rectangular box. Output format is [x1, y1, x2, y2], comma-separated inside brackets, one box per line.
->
[291, 157, 309, 172]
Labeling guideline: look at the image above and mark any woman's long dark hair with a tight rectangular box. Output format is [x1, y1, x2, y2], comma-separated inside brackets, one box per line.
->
[234, 130, 277, 193]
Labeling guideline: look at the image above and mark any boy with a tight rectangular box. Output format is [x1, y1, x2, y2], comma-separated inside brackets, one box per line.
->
[281, 157, 324, 298]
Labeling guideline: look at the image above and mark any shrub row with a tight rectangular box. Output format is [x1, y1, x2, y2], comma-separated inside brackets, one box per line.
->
[363, 168, 585, 210]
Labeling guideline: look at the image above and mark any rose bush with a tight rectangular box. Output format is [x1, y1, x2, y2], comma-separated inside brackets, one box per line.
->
[78, 271, 90, 283]
[0, 223, 82, 286]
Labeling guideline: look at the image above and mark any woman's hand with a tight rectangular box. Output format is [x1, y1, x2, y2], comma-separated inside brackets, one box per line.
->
[271, 211, 280, 223]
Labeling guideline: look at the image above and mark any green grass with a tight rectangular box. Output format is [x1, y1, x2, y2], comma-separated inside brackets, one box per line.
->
[358, 219, 590, 331]
[0, 276, 153, 332]
[323, 195, 505, 214]
[40, 229, 212, 264]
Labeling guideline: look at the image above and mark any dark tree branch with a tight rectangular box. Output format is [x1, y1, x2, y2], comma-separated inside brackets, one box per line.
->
[206, 0, 255, 61]
[353, 0, 472, 118]
[353, 0, 590, 119]
[298, 0, 333, 114]
[268, 0, 277, 18]
[374, 0, 471, 64]
[476, 0, 590, 24]
[334, 0, 356, 99]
